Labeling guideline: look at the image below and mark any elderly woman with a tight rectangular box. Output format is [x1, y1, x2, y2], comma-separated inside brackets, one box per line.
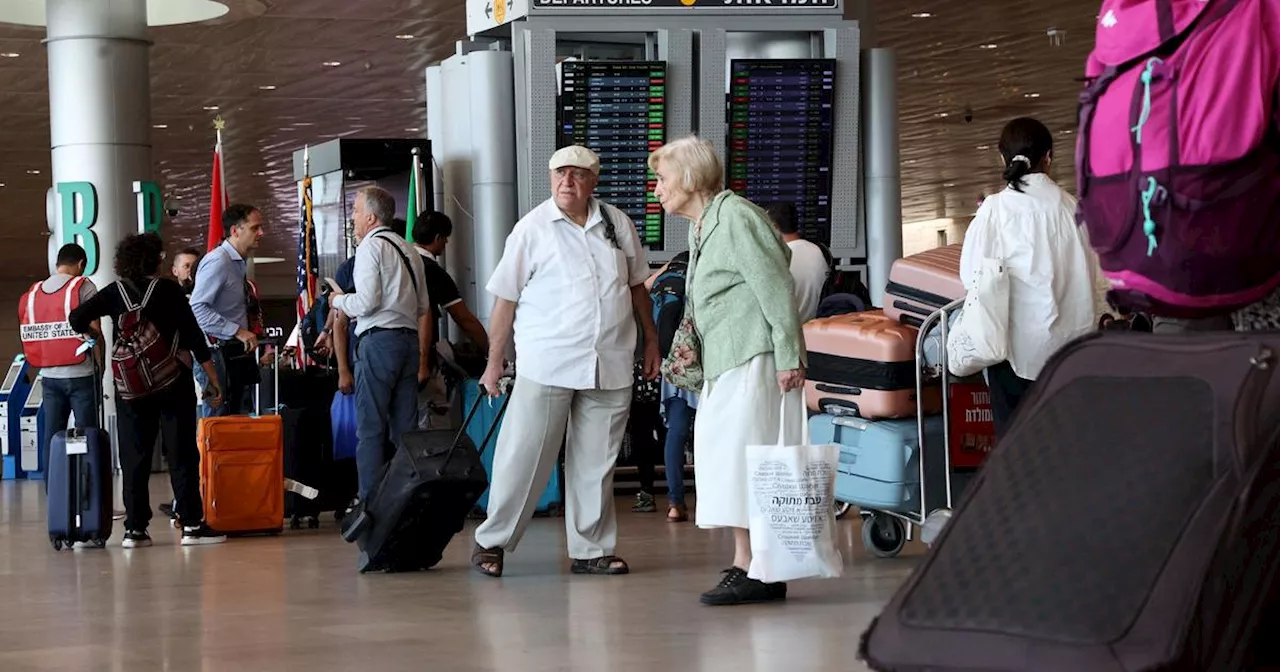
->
[649, 136, 805, 606]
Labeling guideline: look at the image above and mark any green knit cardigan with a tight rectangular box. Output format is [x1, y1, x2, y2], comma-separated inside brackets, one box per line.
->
[687, 190, 804, 382]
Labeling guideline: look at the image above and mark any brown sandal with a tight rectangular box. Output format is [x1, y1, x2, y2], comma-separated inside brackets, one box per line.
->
[571, 555, 630, 575]
[472, 544, 504, 578]
[667, 505, 689, 523]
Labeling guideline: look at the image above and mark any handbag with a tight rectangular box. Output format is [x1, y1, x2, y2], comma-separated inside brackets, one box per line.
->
[947, 222, 1012, 378]
[745, 390, 844, 583]
[661, 220, 706, 393]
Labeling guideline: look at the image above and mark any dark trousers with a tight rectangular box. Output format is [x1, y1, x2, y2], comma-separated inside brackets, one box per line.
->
[353, 329, 420, 500]
[116, 374, 203, 531]
[628, 398, 664, 494]
[41, 375, 100, 467]
[987, 361, 1034, 438]
[198, 344, 255, 418]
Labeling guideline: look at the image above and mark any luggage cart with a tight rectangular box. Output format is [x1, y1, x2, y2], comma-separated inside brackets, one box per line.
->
[856, 297, 971, 558]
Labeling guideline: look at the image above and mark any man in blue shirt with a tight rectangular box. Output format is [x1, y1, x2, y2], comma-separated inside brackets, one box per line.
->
[190, 204, 265, 416]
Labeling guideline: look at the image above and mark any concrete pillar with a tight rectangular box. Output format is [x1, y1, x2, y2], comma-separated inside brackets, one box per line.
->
[46, 0, 153, 283]
[45, 0, 154, 454]
[466, 50, 516, 326]
[862, 47, 902, 307]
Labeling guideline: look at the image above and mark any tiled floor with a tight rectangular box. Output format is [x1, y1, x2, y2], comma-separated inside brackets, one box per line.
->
[0, 476, 923, 671]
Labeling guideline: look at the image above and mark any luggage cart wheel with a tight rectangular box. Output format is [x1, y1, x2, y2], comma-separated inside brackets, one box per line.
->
[833, 501, 853, 520]
[91, 538, 107, 549]
[51, 538, 63, 552]
[862, 513, 907, 558]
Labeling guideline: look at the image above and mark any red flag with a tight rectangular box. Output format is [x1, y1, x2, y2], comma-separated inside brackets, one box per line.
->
[206, 133, 228, 251]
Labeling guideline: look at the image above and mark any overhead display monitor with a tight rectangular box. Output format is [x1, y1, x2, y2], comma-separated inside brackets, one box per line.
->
[0, 362, 22, 395]
[726, 59, 837, 247]
[558, 60, 667, 249]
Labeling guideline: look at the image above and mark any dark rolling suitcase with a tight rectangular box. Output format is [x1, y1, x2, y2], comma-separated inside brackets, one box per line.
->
[859, 331, 1280, 671]
[48, 345, 112, 550]
[340, 392, 506, 573]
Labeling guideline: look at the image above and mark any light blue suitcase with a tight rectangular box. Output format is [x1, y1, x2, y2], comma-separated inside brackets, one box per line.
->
[808, 413, 946, 514]
[462, 380, 563, 514]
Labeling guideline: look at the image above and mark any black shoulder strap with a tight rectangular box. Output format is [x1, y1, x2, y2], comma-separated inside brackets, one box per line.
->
[598, 203, 622, 250]
[371, 231, 420, 297]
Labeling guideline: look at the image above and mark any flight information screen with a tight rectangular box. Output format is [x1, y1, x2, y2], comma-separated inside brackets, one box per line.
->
[558, 60, 667, 248]
[726, 59, 836, 247]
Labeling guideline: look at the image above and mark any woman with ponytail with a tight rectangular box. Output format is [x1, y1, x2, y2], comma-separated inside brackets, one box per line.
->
[958, 117, 1110, 434]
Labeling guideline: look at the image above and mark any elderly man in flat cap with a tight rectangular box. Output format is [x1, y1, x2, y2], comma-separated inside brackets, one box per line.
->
[472, 145, 661, 578]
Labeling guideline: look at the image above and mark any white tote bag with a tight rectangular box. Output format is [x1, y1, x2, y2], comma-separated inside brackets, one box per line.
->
[746, 391, 844, 583]
[947, 233, 1012, 378]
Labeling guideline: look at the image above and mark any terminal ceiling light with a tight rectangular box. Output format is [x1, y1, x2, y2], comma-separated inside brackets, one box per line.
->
[203, 105, 219, 110]
[0, 52, 18, 58]
[943, 182, 956, 188]
[322, 61, 341, 67]
[979, 44, 998, 50]
[0, 0, 233, 26]
[26, 169, 39, 174]
[395, 34, 415, 40]
[405, 127, 421, 132]
[153, 123, 168, 129]
[1024, 92, 1041, 98]
[258, 85, 276, 90]
[911, 12, 934, 18]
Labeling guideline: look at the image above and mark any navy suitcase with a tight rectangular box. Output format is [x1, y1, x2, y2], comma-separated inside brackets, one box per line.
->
[47, 426, 113, 550]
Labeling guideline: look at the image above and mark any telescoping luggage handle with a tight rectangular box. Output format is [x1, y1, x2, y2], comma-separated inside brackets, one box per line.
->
[439, 380, 513, 474]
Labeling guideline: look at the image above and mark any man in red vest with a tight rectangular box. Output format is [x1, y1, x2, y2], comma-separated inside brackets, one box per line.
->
[17, 244, 103, 467]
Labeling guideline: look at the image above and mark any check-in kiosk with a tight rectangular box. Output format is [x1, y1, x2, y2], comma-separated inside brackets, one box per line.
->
[0, 356, 32, 479]
[19, 376, 45, 480]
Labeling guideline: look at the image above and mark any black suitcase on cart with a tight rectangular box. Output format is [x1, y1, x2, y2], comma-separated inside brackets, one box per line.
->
[340, 393, 505, 573]
[860, 331, 1280, 671]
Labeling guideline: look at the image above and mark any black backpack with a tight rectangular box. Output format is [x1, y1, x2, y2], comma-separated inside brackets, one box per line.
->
[649, 259, 688, 359]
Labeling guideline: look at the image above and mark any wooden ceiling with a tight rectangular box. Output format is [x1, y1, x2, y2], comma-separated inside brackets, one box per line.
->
[0, 0, 1099, 290]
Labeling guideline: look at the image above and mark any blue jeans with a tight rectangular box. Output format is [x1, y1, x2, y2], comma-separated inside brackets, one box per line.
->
[42, 375, 100, 471]
[197, 346, 255, 418]
[663, 396, 693, 506]
[354, 329, 420, 500]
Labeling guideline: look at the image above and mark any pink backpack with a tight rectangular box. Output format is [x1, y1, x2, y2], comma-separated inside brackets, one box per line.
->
[1077, 0, 1280, 318]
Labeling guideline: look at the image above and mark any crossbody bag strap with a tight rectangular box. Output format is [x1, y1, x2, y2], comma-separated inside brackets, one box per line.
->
[372, 231, 420, 298]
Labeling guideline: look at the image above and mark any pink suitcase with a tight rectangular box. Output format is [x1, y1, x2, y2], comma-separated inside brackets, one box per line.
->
[804, 310, 941, 419]
[883, 244, 965, 327]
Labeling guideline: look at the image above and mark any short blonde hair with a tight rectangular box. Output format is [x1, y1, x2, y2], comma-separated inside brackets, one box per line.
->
[648, 135, 723, 196]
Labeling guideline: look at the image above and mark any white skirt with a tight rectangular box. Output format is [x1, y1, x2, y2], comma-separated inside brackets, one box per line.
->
[694, 353, 803, 529]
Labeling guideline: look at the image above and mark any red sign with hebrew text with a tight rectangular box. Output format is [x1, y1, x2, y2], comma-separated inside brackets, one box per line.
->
[948, 382, 996, 470]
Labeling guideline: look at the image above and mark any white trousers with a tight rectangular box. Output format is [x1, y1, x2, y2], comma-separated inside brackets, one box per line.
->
[694, 353, 800, 529]
[474, 377, 632, 559]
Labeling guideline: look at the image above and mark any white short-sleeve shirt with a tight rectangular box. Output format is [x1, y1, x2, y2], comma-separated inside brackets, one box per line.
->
[487, 197, 650, 391]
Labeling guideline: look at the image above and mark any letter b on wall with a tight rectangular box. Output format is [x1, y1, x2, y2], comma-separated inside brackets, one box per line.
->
[55, 181, 100, 275]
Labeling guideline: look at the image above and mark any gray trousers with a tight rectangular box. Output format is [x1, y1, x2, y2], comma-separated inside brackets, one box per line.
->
[474, 377, 631, 560]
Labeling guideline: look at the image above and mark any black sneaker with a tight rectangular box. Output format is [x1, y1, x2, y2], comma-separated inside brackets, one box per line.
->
[632, 491, 657, 513]
[699, 567, 787, 606]
[122, 529, 152, 549]
[181, 523, 227, 546]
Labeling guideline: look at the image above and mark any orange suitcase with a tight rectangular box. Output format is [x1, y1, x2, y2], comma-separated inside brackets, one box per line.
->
[197, 414, 284, 535]
[883, 244, 965, 327]
[804, 310, 941, 419]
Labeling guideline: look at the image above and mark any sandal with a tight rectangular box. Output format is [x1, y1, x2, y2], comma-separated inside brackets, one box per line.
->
[471, 544, 504, 578]
[571, 555, 630, 575]
[667, 504, 689, 523]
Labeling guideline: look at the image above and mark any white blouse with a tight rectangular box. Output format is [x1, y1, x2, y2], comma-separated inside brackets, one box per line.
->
[959, 173, 1110, 380]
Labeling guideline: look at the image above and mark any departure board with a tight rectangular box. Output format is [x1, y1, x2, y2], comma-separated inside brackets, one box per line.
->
[727, 59, 836, 247]
[559, 61, 667, 248]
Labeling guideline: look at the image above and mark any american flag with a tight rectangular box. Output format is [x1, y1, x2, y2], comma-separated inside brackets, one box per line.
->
[294, 172, 318, 369]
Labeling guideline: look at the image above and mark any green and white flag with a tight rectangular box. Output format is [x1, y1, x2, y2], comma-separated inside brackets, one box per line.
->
[405, 148, 427, 243]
